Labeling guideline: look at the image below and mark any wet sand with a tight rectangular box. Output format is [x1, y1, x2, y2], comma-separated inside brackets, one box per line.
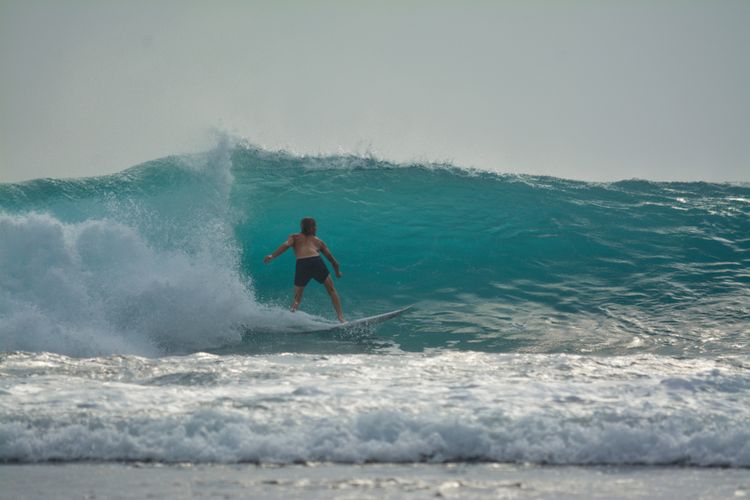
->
[2, 463, 748, 499]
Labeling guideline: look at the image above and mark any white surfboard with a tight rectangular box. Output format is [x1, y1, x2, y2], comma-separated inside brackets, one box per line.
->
[302, 305, 413, 334]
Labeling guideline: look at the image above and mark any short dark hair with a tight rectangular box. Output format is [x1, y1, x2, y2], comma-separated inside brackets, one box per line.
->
[300, 217, 316, 236]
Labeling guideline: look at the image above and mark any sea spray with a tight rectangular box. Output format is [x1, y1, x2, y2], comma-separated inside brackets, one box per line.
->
[0, 142, 324, 356]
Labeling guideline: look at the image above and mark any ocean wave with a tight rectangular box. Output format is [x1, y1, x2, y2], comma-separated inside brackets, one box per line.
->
[1, 141, 749, 355]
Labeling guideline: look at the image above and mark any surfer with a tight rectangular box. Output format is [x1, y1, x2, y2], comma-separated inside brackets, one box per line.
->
[264, 217, 345, 322]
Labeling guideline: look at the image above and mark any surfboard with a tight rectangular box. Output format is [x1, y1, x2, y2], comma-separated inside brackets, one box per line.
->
[302, 305, 413, 334]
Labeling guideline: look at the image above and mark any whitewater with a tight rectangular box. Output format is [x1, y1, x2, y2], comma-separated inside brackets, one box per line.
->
[1, 140, 749, 497]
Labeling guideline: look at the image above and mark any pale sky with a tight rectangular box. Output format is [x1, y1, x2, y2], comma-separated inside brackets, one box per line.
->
[1, 0, 748, 183]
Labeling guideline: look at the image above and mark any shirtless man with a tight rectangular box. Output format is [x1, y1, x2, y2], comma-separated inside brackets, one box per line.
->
[263, 217, 345, 322]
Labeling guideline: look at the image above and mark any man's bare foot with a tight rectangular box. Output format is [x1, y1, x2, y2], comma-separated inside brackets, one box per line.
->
[291, 302, 299, 312]
[338, 316, 346, 323]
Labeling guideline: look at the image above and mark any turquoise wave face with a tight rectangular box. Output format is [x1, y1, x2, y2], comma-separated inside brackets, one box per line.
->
[231, 148, 750, 354]
[1, 144, 749, 356]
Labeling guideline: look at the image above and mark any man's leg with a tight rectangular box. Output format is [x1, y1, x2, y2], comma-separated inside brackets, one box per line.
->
[291, 286, 304, 312]
[323, 276, 345, 322]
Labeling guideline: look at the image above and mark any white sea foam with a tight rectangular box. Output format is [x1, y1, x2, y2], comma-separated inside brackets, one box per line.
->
[1, 352, 748, 466]
[0, 212, 328, 356]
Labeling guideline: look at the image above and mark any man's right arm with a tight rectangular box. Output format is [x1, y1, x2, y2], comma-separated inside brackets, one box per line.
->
[264, 235, 294, 264]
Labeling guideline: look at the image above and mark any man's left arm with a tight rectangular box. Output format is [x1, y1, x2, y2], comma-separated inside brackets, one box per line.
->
[319, 240, 342, 277]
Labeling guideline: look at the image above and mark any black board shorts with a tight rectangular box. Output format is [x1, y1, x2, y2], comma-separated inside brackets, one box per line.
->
[294, 255, 330, 287]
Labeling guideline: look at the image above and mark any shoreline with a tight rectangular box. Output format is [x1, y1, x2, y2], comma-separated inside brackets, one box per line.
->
[2, 462, 748, 499]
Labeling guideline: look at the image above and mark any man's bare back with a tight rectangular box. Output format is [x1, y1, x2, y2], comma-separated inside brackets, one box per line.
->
[263, 217, 345, 322]
[287, 234, 341, 269]
[288, 233, 322, 259]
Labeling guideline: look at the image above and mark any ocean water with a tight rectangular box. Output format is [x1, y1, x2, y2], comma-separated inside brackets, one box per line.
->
[1, 141, 749, 495]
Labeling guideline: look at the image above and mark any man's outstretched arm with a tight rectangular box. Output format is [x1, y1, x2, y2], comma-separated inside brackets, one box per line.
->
[319, 241, 342, 277]
[264, 236, 293, 264]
